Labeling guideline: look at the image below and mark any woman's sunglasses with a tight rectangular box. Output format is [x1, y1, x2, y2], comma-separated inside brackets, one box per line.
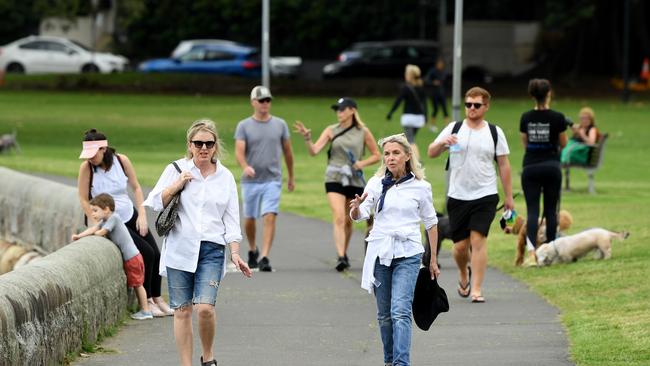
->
[191, 140, 216, 149]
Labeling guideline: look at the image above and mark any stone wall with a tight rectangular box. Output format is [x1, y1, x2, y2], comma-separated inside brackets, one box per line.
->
[0, 237, 127, 366]
[0, 167, 128, 365]
[0, 167, 85, 253]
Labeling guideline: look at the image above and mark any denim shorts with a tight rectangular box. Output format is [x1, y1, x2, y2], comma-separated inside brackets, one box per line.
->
[166, 241, 225, 309]
[241, 181, 282, 218]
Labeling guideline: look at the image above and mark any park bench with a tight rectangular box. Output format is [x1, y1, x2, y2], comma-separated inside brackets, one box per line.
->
[562, 133, 609, 194]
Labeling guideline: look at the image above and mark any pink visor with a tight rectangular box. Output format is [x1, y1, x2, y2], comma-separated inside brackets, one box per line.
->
[79, 140, 108, 159]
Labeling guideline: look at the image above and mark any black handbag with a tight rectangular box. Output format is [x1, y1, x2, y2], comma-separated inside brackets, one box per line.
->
[155, 162, 183, 237]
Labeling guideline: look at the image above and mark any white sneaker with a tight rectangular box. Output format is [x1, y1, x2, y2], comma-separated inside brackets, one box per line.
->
[523, 255, 538, 267]
[130, 310, 153, 320]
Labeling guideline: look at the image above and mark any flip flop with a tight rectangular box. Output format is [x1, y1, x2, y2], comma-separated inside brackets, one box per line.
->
[457, 281, 470, 297]
[471, 295, 485, 303]
[457, 266, 472, 298]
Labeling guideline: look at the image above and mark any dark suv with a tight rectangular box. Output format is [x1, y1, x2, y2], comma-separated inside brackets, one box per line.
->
[322, 40, 439, 78]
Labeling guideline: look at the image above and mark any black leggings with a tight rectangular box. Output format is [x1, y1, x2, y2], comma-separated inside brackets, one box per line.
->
[521, 161, 562, 247]
[431, 91, 448, 118]
[125, 209, 162, 298]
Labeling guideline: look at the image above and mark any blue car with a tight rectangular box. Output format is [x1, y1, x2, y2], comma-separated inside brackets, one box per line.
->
[138, 43, 261, 77]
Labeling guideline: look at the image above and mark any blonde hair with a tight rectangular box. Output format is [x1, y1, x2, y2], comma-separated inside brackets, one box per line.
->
[374, 133, 425, 180]
[351, 109, 366, 128]
[185, 119, 225, 161]
[579, 107, 596, 126]
[405, 64, 423, 87]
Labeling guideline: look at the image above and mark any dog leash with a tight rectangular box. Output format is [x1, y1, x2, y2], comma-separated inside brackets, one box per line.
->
[496, 191, 521, 211]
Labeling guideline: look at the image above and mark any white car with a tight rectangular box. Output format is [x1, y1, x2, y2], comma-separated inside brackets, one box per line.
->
[0, 35, 128, 74]
[171, 39, 301, 78]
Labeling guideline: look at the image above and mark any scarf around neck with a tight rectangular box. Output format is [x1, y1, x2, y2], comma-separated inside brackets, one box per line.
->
[377, 170, 414, 213]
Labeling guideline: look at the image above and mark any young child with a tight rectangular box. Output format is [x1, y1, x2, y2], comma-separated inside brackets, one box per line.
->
[72, 193, 153, 320]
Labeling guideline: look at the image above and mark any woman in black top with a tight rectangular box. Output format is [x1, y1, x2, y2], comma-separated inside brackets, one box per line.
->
[519, 79, 568, 266]
[386, 64, 428, 159]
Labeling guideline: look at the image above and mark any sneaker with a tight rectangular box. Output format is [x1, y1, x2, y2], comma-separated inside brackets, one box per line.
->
[148, 301, 166, 317]
[258, 257, 272, 272]
[154, 300, 175, 316]
[335, 256, 347, 272]
[523, 254, 538, 268]
[130, 310, 153, 320]
[201, 356, 218, 366]
[343, 254, 351, 269]
[248, 248, 259, 269]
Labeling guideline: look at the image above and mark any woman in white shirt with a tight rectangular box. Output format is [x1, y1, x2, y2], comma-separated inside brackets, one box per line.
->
[78, 129, 172, 317]
[144, 120, 251, 366]
[350, 133, 439, 366]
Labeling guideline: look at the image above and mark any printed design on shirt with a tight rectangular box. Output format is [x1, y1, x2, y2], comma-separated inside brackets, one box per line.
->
[527, 122, 551, 143]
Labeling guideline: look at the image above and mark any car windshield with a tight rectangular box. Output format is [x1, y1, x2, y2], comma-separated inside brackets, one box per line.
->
[69, 40, 90, 51]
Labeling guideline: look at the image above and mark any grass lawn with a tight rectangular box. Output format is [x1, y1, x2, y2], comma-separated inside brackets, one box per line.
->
[1, 90, 649, 365]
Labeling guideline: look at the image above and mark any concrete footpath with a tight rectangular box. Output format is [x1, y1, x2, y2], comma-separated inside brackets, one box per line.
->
[40, 174, 572, 365]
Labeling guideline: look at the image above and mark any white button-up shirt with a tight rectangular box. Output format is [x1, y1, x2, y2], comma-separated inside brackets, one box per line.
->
[351, 175, 438, 293]
[143, 158, 242, 278]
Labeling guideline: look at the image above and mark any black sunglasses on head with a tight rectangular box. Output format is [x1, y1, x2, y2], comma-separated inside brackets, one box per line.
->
[464, 102, 484, 109]
[191, 140, 216, 149]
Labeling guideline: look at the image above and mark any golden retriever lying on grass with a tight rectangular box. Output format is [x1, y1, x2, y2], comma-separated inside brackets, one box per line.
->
[535, 229, 629, 266]
[504, 210, 574, 266]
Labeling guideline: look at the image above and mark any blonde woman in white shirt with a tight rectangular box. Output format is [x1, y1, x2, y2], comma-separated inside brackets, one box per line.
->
[350, 133, 439, 366]
[144, 120, 251, 366]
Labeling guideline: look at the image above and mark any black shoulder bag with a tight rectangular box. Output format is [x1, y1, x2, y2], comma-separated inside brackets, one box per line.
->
[155, 162, 183, 237]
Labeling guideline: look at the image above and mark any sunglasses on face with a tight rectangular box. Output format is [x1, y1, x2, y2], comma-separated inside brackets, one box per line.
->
[191, 140, 216, 149]
[464, 102, 484, 109]
[257, 98, 272, 104]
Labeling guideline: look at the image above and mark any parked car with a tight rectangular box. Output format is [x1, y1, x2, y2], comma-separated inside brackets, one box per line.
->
[0, 35, 128, 74]
[138, 42, 261, 77]
[322, 40, 439, 79]
[165, 39, 301, 78]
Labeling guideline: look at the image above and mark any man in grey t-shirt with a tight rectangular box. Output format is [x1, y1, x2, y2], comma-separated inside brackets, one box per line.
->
[235, 86, 295, 272]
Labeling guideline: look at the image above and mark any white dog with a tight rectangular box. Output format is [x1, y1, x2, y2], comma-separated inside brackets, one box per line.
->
[535, 228, 629, 266]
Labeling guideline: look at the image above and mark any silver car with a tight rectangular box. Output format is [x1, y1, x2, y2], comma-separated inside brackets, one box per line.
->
[0, 35, 128, 74]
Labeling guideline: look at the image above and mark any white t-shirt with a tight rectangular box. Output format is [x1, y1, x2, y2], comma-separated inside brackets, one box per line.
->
[434, 120, 510, 200]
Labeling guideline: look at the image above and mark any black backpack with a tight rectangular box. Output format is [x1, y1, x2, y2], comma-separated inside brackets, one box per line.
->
[445, 121, 499, 171]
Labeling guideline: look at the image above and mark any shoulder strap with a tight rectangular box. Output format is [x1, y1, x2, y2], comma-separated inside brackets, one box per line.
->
[488, 123, 498, 162]
[445, 121, 463, 171]
[171, 161, 182, 173]
[116, 154, 126, 174]
[327, 125, 356, 160]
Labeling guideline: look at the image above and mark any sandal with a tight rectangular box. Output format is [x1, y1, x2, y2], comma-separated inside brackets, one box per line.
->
[471, 295, 485, 303]
[457, 266, 471, 298]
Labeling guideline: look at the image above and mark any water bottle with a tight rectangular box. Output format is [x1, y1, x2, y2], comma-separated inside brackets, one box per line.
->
[448, 133, 462, 168]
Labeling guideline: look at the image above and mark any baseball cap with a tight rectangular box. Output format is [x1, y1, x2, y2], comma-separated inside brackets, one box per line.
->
[250, 85, 272, 100]
[79, 140, 108, 159]
[331, 97, 357, 111]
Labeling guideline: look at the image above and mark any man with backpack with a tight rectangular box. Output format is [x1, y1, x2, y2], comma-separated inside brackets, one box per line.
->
[427, 86, 514, 303]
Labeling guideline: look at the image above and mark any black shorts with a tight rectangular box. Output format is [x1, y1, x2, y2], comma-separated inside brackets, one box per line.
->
[447, 194, 498, 242]
[325, 182, 364, 199]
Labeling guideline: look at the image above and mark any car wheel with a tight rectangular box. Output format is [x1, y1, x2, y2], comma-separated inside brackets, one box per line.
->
[81, 63, 100, 73]
[6, 63, 25, 74]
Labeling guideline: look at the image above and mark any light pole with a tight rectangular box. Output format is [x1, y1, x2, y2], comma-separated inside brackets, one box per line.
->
[451, 0, 463, 121]
[262, 0, 270, 88]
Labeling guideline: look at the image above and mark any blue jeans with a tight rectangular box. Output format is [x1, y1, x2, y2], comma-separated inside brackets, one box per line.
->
[166, 241, 225, 309]
[373, 254, 421, 366]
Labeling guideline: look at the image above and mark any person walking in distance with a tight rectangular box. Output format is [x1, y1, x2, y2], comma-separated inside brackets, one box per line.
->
[427, 87, 514, 303]
[235, 86, 295, 272]
[294, 98, 380, 271]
